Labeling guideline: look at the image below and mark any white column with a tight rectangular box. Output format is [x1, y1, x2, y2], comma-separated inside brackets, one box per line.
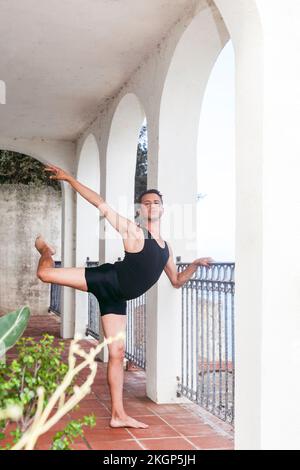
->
[60, 182, 76, 338]
[212, 0, 264, 449]
[146, 278, 192, 404]
[216, 0, 300, 450]
[146, 115, 198, 403]
[255, 0, 300, 450]
[74, 135, 100, 338]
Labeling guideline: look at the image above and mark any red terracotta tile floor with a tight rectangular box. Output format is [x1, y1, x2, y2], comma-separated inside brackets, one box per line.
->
[2, 313, 234, 451]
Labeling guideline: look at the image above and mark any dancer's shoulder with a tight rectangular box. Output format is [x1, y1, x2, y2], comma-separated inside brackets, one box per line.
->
[125, 222, 145, 240]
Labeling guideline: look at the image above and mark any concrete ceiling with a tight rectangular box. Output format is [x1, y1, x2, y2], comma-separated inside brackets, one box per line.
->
[0, 0, 192, 141]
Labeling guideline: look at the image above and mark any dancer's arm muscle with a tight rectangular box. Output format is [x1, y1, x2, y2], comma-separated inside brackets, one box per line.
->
[164, 242, 214, 288]
[43, 165, 137, 236]
[69, 177, 137, 236]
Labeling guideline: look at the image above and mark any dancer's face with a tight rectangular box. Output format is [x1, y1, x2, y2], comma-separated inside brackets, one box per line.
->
[139, 193, 164, 222]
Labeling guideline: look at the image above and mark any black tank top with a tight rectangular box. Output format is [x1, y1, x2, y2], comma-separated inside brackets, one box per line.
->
[113, 225, 170, 300]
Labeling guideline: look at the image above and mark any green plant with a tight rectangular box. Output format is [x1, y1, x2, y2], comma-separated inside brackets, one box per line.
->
[0, 331, 124, 450]
[0, 333, 95, 450]
[50, 415, 96, 450]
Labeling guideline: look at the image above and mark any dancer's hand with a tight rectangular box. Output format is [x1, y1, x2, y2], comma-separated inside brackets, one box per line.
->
[191, 257, 214, 268]
[44, 164, 72, 182]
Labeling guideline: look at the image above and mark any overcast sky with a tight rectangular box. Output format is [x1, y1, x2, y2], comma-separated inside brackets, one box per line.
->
[197, 41, 235, 261]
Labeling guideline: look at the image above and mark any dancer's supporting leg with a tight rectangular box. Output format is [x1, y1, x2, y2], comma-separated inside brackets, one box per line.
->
[101, 313, 148, 429]
[36, 236, 148, 428]
[35, 236, 88, 291]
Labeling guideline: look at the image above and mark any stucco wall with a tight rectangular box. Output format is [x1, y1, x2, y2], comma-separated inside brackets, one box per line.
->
[0, 183, 62, 315]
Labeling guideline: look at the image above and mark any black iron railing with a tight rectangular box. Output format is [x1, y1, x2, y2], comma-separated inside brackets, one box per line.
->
[48, 260, 62, 316]
[176, 257, 235, 424]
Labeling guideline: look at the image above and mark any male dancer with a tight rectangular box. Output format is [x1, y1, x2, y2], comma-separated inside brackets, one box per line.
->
[35, 164, 213, 429]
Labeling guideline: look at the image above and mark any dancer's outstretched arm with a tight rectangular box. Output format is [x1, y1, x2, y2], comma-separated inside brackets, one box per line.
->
[44, 164, 138, 236]
[164, 242, 214, 288]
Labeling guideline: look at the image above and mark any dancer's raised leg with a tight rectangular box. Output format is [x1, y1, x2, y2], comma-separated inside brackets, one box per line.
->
[101, 313, 148, 429]
[35, 235, 88, 291]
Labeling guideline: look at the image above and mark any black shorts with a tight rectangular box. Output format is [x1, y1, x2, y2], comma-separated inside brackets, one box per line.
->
[84, 263, 127, 316]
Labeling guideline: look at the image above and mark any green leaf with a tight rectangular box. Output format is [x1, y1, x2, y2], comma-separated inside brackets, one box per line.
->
[0, 306, 31, 354]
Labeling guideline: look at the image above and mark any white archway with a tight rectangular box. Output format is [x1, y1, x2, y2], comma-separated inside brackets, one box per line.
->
[105, 93, 145, 262]
[158, 3, 229, 252]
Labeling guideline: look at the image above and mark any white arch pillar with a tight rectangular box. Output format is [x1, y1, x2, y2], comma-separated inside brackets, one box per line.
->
[75, 134, 100, 336]
[219, 0, 300, 448]
[230, 0, 300, 450]
[60, 182, 76, 338]
[214, 0, 264, 450]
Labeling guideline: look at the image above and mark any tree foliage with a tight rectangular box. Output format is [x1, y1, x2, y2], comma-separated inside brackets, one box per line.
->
[135, 123, 148, 202]
[0, 150, 61, 190]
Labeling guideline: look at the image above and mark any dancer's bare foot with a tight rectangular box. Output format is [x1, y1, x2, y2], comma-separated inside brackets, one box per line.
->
[110, 415, 149, 429]
[34, 235, 56, 256]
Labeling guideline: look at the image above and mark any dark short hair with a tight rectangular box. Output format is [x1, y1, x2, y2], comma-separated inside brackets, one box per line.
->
[137, 188, 163, 205]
